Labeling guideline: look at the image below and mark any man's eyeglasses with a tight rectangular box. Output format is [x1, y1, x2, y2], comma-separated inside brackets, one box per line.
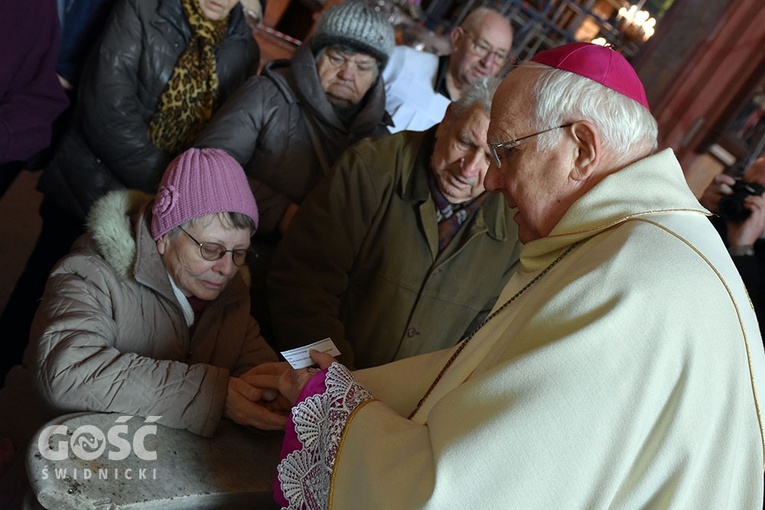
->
[489, 124, 573, 168]
[462, 30, 511, 67]
[180, 227, 249, 267]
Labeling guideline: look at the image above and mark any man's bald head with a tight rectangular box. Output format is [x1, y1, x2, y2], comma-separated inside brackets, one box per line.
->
[447, 8, 513, 100]
[461, 7, 512, 37]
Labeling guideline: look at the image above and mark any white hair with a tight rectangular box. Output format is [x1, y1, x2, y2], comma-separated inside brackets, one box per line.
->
[522, 61, 658, 165]
[451, 76, 501, 118]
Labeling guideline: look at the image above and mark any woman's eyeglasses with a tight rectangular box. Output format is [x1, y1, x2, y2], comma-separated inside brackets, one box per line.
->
[180, 227, 249, 267]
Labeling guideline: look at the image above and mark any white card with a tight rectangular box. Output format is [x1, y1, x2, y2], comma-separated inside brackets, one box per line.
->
[281, 337, 341, 369]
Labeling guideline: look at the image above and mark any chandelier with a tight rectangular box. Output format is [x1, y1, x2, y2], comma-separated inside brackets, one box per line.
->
[617, 4, 657, 42]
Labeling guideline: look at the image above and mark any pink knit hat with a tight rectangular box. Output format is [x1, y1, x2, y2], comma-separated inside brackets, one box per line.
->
[150, 148, 258, 240]
[530, 42, 650, 111]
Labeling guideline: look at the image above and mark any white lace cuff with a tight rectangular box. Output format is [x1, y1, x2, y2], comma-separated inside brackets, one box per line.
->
[275, 362, 373, 509]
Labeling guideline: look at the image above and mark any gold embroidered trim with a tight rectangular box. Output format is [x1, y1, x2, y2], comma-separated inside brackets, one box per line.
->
[410, 214, 765, 469]
[408, 241, 581, 420]
[546, 208, 710, 239]
[328, 398, 378, 509]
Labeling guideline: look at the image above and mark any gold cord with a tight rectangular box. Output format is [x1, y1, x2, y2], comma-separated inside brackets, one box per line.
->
[408, 241, 581, 419]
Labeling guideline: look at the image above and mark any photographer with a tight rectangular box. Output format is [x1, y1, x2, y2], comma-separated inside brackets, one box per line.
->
[700, 156, 765, 341]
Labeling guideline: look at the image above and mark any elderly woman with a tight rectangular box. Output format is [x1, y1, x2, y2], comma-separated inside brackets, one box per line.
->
[0, 148, 284, 504]
[195, 0, 395, 236]
[0, 0, 260, 380]
[26, 147, 286, 435]
[194, 0, 394, 329]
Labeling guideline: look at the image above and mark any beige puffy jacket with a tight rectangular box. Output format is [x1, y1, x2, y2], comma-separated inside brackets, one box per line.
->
[29, 191, 277, 437]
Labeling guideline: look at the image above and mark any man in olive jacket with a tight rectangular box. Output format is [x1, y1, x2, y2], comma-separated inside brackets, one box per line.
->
[267, 79, 522, 369]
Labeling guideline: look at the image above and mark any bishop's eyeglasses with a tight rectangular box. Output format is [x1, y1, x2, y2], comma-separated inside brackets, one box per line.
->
[488, 124, 573, 168]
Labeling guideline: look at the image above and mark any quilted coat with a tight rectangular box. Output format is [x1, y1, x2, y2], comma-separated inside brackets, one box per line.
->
[195, 43, 392, 234]
[29, 191, 277, 437]
[39, 0, 258, 219]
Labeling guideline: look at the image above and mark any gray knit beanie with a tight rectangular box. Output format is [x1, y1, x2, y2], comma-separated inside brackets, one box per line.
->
[311, 1, 395, 69]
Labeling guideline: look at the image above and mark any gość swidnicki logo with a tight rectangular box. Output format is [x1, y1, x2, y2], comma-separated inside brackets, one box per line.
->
[38, 415, 161, 481]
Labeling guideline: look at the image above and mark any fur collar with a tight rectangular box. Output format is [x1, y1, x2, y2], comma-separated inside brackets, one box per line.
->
[86, 190, 153, 279]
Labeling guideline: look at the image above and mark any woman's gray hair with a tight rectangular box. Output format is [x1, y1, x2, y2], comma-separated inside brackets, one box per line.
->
[522, 61, 658, 164]
[168, 212, 256, 238]
[450, 77, 501, 118]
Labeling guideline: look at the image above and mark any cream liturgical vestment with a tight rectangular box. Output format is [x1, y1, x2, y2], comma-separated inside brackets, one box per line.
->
[275, 149, 765, 508]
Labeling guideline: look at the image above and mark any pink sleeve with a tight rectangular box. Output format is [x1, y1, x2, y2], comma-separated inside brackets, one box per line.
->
[273, 363, 372, 509]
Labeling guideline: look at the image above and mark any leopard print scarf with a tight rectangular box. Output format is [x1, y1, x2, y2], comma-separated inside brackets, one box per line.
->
[149, 0, 228, 153]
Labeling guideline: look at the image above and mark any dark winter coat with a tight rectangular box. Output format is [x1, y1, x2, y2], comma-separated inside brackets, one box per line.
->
[39, 0, 258, 219]
[195, 43, 392, 234]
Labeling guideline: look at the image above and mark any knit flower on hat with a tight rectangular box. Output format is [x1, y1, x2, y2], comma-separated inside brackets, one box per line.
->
[154, 185, 177, 216]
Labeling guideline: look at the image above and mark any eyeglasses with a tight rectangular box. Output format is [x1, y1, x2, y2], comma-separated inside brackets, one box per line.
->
[179, 227, 249, 267]
[462, 30, 511, 67]
[323, 48, 378, 74]
[489, 124, 573, 168]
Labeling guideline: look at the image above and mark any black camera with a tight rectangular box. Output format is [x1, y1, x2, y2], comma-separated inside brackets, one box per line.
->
[718, 180, 765, 222]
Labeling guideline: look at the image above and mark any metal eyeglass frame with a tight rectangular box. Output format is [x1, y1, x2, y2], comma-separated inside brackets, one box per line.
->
[489, 123, 574, 168]
[179, 227, 248, 267]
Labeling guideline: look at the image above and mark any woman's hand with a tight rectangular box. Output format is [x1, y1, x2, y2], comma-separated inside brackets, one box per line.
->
[239, 362, 290, 395]
[238, 362, 293, 413]
[224, 376, 289, 430]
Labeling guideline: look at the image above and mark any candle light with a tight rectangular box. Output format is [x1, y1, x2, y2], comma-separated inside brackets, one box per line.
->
[618, 4, 656, 41]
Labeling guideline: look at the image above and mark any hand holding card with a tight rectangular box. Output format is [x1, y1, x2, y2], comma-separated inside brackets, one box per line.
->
[280, 338, 341, 369]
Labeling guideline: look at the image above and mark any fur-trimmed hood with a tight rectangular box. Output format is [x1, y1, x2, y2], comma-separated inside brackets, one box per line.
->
[86, 190, 153, 279]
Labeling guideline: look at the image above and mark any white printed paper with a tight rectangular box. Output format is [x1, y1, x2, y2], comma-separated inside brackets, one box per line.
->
[281, 337, 341, 369]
